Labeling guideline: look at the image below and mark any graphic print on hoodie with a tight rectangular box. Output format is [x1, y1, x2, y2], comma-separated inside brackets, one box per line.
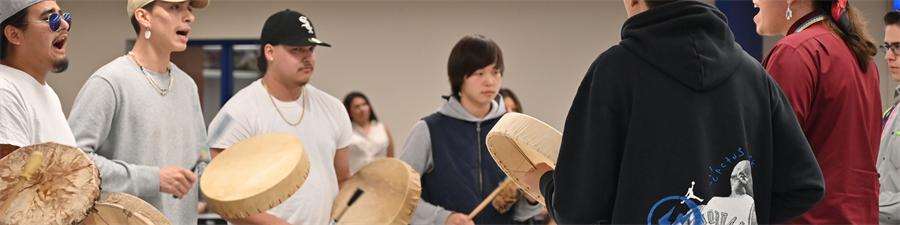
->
[650, 156, 757, 225]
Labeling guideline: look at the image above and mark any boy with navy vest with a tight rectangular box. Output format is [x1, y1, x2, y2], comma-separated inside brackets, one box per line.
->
[399, 34, 542, 225]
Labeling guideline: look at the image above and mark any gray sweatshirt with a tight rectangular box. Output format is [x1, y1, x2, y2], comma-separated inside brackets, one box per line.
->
[879, 95, 900, 225]
[68, 56, 205, 225]
[399, 95, 544, 225]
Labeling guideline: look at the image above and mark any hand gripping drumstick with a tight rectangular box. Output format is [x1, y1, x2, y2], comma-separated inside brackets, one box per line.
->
[0, 151, 44, 218]
[175, 114, 234, 199]
[330, 188, 364, 225]
[467, 178, 513, 220]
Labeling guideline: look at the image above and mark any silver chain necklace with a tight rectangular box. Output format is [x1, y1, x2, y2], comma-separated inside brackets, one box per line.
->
[127, 51, 173, 96]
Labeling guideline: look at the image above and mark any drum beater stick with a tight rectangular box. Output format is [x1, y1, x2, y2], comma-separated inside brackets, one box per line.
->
[174, 114, 232, 199]
[0, 151, 44, 218]
[331, 188, 364, 225]
[468, 178, 513, 220]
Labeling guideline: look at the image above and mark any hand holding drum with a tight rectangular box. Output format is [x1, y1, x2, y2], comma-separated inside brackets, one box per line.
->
[485, 113, 561, 205]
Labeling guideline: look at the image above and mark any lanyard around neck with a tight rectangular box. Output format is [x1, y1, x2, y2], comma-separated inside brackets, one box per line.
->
[795, 14, 825, 34]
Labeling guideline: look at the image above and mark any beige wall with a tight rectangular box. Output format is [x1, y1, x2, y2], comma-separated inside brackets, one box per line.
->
[51, 0, 891, 152]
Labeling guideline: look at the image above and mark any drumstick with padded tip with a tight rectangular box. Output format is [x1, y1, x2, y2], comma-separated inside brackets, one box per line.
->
[331, 188, 364, 225]
[468, 178, 513, 220]
[0, 151, 44, 218]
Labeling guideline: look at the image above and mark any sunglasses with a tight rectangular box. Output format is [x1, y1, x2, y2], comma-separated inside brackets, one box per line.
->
[27, 13, 71, 32]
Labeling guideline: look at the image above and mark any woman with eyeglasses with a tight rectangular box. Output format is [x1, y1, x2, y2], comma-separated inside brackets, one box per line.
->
[877, 9, 900, 225]
[754, 0, 881, 223]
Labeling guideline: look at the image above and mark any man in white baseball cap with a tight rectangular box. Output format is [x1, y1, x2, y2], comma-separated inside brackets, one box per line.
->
[0, 0, 74, 158]
[68, 0, 209, 224]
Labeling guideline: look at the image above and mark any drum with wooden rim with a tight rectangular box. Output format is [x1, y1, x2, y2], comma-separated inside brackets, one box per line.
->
[0, 142, 101, 225]
[330, 158, 421, 225]
[80, 192, 171, 225]
[485, 113, 562, 205]
[201, 132, 312, 219]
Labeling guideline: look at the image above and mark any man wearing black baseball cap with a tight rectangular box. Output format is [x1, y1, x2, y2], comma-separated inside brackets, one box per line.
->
[207, 10, 352, 225]
[0, 0, 75, 158]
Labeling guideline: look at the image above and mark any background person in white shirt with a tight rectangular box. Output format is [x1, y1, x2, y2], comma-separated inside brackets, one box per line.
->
[0, 0, 74, 157]
[343, 91, 395, 175]
[207, 9, 352, 225]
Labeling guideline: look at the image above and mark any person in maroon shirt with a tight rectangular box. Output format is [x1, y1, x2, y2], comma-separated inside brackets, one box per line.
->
[753, 0, 881, 224]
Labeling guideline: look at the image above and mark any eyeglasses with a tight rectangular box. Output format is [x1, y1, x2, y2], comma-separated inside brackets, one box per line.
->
[883, 43, 900, 57]
[25, 13, 71, 32]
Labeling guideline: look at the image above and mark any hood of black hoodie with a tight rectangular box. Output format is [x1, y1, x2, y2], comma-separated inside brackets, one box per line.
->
[620, 0, 745, 91]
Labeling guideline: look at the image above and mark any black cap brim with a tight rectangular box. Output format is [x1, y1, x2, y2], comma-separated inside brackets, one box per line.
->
[280, 37, 331, 47]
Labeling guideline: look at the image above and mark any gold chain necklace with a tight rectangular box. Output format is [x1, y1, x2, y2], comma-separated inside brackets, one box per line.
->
[261, 80, 306, 126]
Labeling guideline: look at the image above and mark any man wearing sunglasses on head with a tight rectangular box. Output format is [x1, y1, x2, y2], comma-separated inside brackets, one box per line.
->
[877, 9, 900, 225]
[67, 0, 208, 224]
[0, 0, 74, 158]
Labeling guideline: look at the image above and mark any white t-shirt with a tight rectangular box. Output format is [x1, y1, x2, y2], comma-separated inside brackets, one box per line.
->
[208, 80, 352, 225]
[0, 65, 75, 147]
[349, 121, 389, 174]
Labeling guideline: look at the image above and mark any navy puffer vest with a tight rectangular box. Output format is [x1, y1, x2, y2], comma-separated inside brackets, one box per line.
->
[420, 112, 512, 224]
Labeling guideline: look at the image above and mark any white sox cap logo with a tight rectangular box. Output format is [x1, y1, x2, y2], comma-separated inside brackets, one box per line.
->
[299, 16, 314, 34]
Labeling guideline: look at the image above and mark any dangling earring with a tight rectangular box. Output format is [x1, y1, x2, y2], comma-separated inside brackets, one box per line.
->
[785, 2, 793, 20]
[144, 29, 152, 39]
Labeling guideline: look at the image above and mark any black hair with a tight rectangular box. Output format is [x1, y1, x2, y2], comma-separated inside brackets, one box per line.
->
[343, 91, 378, 122]
[886, 10, 900, 26]
[499, 88, 523, 113]
[1, 9, 28, 60]
[447, 34, 504, 99]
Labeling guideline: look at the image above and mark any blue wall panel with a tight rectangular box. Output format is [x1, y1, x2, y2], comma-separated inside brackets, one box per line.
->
[717, 0, 763, 62]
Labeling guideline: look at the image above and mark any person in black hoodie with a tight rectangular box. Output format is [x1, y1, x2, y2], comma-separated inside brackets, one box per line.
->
[521, 0, 825, 224]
